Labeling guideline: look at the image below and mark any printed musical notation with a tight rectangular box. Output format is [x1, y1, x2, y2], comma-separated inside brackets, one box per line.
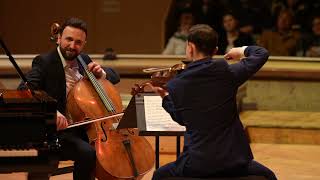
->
[143, 96, 185, 132]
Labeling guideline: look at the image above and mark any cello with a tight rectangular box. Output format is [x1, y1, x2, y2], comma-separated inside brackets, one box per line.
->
[51, 23, 155, 179]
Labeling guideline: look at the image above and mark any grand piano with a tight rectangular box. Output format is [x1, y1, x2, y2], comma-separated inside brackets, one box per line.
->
[0, 37, 61, 179]
[0, 89, 59, 180]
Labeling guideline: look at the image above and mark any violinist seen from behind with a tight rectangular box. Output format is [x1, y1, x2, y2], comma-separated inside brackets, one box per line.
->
[148, 24, 277, 180]
[18, 17, 120, 180]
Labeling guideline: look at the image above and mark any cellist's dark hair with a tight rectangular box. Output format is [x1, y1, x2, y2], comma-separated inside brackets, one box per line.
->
[59, 17, 88, 38]
[187, 24, 218, 56]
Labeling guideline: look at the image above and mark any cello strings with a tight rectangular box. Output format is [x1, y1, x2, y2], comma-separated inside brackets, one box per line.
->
[77, 56, 121, 123]
[77, 58, 111, 110]
[87, 70, 122, 123]
[88, 71, 115, 111]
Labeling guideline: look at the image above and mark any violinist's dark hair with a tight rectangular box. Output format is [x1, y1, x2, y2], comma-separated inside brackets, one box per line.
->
[59, 17, 88, 37]
[187, 24, 218, 56]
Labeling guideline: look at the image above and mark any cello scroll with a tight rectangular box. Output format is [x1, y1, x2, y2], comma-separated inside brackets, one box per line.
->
[50, 22, 60, 43]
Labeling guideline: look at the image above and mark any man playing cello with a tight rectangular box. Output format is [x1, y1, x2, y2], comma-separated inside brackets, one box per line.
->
[19, 17, 119, 180]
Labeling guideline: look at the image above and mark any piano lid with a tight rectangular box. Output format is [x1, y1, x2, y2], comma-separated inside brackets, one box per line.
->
[0, 90, 57, 113]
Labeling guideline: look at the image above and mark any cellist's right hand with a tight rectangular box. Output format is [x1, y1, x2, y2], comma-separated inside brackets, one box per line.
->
[57, 111, 69, 131]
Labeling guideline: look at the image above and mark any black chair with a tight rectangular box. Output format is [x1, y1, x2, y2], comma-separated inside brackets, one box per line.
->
[51, 161, 74, 176]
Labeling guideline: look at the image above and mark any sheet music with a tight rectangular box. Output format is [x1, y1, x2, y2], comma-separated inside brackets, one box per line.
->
[144, 96, 185, 131]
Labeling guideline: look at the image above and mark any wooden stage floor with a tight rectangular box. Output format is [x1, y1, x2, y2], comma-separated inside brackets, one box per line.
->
[0, 143, 319, 180]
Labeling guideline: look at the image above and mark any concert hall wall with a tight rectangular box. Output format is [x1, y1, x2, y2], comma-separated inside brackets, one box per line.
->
[0, 0, 171, 54]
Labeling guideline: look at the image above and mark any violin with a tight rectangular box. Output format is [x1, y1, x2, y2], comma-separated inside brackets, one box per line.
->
[131, 63, 187, 95]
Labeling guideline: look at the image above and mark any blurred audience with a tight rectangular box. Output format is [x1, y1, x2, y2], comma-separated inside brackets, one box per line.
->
[271, 0, 313, 31]
[165, 0, 320, 57]
[191, 0, 226, 34]
[258, 9, 300, 56]
[217, 12, 255, 55]
[298, 16, 320, 57]
[226, 0, 272, 35]
[163, 9, 194, 55]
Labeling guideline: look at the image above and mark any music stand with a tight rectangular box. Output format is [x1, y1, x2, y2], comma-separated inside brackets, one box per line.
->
[117, 93, 185, 169]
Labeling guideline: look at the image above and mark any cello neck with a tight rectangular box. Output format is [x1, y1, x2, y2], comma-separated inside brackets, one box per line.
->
[76, 55, 116, 114]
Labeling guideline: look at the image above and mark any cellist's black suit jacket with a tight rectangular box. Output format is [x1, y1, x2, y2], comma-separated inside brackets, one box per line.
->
[18, 49, 120, 180]
[162, 46, 269, 176]
[18, 48, 120, 116]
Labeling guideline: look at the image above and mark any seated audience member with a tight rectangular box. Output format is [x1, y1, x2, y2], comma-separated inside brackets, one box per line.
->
[227, 0, 272, 35]
[299, 16, 320, 57]
[258, 9, 300, 56]
[271, 0, 312, 31]
[103, 48, 117, 60]
[217, 12, 255, 55]
[191, 0, 226, 33]
[162, 10, 194, 55]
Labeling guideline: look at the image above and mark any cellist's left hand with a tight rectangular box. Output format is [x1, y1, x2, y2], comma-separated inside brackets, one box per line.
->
[88, 61, 106, 79]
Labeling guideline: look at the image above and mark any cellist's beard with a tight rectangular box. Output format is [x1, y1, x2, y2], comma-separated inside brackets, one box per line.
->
[61, 47, 79, 60]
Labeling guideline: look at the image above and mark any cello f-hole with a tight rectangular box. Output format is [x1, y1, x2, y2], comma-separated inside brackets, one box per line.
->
[100, 122, 108, 142]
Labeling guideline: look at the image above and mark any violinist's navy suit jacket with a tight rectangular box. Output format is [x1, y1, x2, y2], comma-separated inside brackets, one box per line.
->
[18, 48, 120, 115]
[162, 46, 269, 176]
